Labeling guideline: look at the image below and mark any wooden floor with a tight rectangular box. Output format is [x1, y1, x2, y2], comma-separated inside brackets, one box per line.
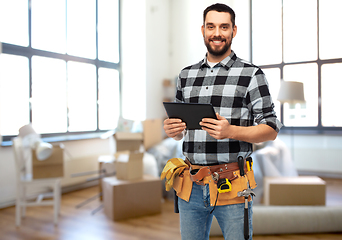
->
[0, 178, 341, 240]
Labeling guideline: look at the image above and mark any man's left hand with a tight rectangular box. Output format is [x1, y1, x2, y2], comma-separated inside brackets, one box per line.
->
[200, 113, 232, 139]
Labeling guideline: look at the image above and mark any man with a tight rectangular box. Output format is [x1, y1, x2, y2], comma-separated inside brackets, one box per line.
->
[163, 3, 282, 240]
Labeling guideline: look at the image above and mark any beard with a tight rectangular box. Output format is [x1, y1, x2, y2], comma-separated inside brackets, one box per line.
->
[204, 34, 233, 57]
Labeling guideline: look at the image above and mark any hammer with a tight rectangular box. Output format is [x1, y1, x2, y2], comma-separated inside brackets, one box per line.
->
[237, 189, 256, 240]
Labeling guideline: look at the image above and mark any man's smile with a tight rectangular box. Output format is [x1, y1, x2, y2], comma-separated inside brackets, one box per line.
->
[210, 38, 226, 46]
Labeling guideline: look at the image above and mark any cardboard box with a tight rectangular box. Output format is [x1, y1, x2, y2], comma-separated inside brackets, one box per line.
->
[143, 119, 162, 150]
[264, 176, 326, 206]
[114, 132, 144, 152]
[32, 144, 64, 179]
[114, 119, 162, 152]
[112, 119, 162, 180]
[115, 151, 143, 180]
[102, 175, 162, 221]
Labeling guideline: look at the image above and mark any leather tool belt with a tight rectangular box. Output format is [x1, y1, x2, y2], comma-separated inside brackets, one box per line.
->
[187, 159, 248, 186]
[173, 158, 257, 206]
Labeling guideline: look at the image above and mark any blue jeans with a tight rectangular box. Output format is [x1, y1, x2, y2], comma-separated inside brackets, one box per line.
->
[178, 183, 253, 240]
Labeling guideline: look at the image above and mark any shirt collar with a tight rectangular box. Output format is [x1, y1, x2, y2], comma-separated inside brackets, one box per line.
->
[200, 50, 236, 70]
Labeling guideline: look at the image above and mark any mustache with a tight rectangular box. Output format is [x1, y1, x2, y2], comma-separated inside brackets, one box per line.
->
[210, 37, 226, 41]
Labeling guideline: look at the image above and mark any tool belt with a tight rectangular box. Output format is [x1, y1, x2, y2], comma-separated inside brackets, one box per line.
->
[173, 158, 257, 206]
[188, 159, 247, 186]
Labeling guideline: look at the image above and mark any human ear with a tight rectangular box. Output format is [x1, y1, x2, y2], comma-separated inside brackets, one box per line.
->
[232, 25, 237, 38]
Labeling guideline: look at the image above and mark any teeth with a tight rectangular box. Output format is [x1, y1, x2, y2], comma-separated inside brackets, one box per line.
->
[213, 41, 222, 44]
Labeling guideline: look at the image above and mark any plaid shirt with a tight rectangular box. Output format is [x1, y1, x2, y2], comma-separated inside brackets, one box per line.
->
[175, 51, 282, 165]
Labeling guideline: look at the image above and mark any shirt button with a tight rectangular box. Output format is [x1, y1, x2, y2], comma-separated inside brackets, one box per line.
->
[211, 70, 213, 73]
[206, 87, 208, 90]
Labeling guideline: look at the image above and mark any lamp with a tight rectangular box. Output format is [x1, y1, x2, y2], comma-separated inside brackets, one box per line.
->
[277, 81, 305, 104]
[18, 124, 53, 161]
[277, 80, 306, 162]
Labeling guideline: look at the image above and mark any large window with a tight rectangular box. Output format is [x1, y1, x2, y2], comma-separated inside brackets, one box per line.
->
[252, 0, 342, 131]
[0, 0, 120, 142]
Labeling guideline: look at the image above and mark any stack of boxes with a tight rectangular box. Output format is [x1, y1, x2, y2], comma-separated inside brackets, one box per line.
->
[102, 119, 163, 221]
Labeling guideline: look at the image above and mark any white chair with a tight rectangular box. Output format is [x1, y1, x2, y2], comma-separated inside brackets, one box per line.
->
[12, 137, 62, 226]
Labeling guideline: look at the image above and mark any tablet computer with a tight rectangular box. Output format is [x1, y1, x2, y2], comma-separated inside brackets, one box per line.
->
[163, 102, 217, 130]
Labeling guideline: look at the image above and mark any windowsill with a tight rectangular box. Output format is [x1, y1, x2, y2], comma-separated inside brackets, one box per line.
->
[1, 132, 105, 147]
[278, 127, 342, 136]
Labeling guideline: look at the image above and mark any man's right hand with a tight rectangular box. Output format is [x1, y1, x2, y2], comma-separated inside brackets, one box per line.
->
[163, 118, 186, 140]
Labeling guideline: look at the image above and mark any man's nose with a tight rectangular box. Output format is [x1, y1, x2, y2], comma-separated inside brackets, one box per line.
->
[214, 27, 221, 36]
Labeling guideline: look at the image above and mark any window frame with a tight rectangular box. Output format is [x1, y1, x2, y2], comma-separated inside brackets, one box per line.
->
[1, 0, 121, 144]
[250, 0, 342, 134]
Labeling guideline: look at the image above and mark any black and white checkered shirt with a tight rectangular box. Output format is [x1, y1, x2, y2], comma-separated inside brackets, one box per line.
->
[176, 51, 282, 165]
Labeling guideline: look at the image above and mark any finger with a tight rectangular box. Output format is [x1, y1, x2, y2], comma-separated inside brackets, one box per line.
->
[201, 118, 217, 125]
[201, 123, 216, 131]
[164, 122, 186, 131]
[165, 125, 186, 138]
[164, 118, 183, 124]
[216, 112, 225, 120]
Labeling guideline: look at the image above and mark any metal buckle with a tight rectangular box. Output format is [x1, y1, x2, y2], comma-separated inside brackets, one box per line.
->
[212, 172, 219, 182]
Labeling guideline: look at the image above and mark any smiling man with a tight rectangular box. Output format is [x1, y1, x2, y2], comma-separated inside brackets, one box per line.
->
[162, 3, 282, 240]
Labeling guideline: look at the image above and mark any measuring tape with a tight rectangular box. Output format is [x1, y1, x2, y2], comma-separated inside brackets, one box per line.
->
[217, 178, 232, 193]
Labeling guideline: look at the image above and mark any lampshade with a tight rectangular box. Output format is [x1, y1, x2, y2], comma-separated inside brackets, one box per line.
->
[277, 81, 305, 103]
[18, 124, 40, 147]
[35, 141, 53, 161]
[18, 124, 53, 161]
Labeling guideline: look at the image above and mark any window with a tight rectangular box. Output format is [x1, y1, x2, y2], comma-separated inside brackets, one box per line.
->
[0, 0, 120, 142]
[252, 0, 342, 131]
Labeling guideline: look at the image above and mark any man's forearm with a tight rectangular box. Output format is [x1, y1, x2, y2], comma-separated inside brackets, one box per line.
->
[229, 124, 277, 143]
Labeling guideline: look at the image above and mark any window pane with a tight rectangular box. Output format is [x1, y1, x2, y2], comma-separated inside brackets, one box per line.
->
[98, 0, 120, 63]
[32, 56, 67, 133]
[67, 0, 96, 59]
[0, 54, 29, 135]
[321, 63, 342, 126]
[283, 0, 317, 63]
[31, 0, 66, 53]
[252, 0, 282, 65]
[262, 68, 281, 119]
[98, 68, 120, 130]
[67, 61, 97, 132]
[283, 63, 318, 126]
[319, 0, 342, 60]
[0, 0, 28, 46]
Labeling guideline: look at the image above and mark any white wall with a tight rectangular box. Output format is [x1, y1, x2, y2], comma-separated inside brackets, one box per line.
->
[145, 0, 171, 119]
[121, 0, 171, 120]
[121, 0, 147, 120]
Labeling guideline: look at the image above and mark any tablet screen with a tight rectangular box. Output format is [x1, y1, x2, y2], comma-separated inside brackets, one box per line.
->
[163, 102, 217, 130]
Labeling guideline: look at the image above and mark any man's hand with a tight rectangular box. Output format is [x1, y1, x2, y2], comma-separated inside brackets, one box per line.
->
[200, 113, 278, 143]
[163, 118, 186, 140]
[200, 113, 231, 139]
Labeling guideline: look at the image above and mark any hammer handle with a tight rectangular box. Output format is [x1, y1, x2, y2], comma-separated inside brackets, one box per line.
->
[244, 198, 249, 240]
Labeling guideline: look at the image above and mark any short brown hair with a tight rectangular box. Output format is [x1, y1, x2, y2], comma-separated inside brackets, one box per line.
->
[203, 3, 236, 27]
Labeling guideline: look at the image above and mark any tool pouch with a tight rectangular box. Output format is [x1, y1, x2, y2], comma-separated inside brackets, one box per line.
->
[173, 169, 193, 202]
[213, 169, 255, 205]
